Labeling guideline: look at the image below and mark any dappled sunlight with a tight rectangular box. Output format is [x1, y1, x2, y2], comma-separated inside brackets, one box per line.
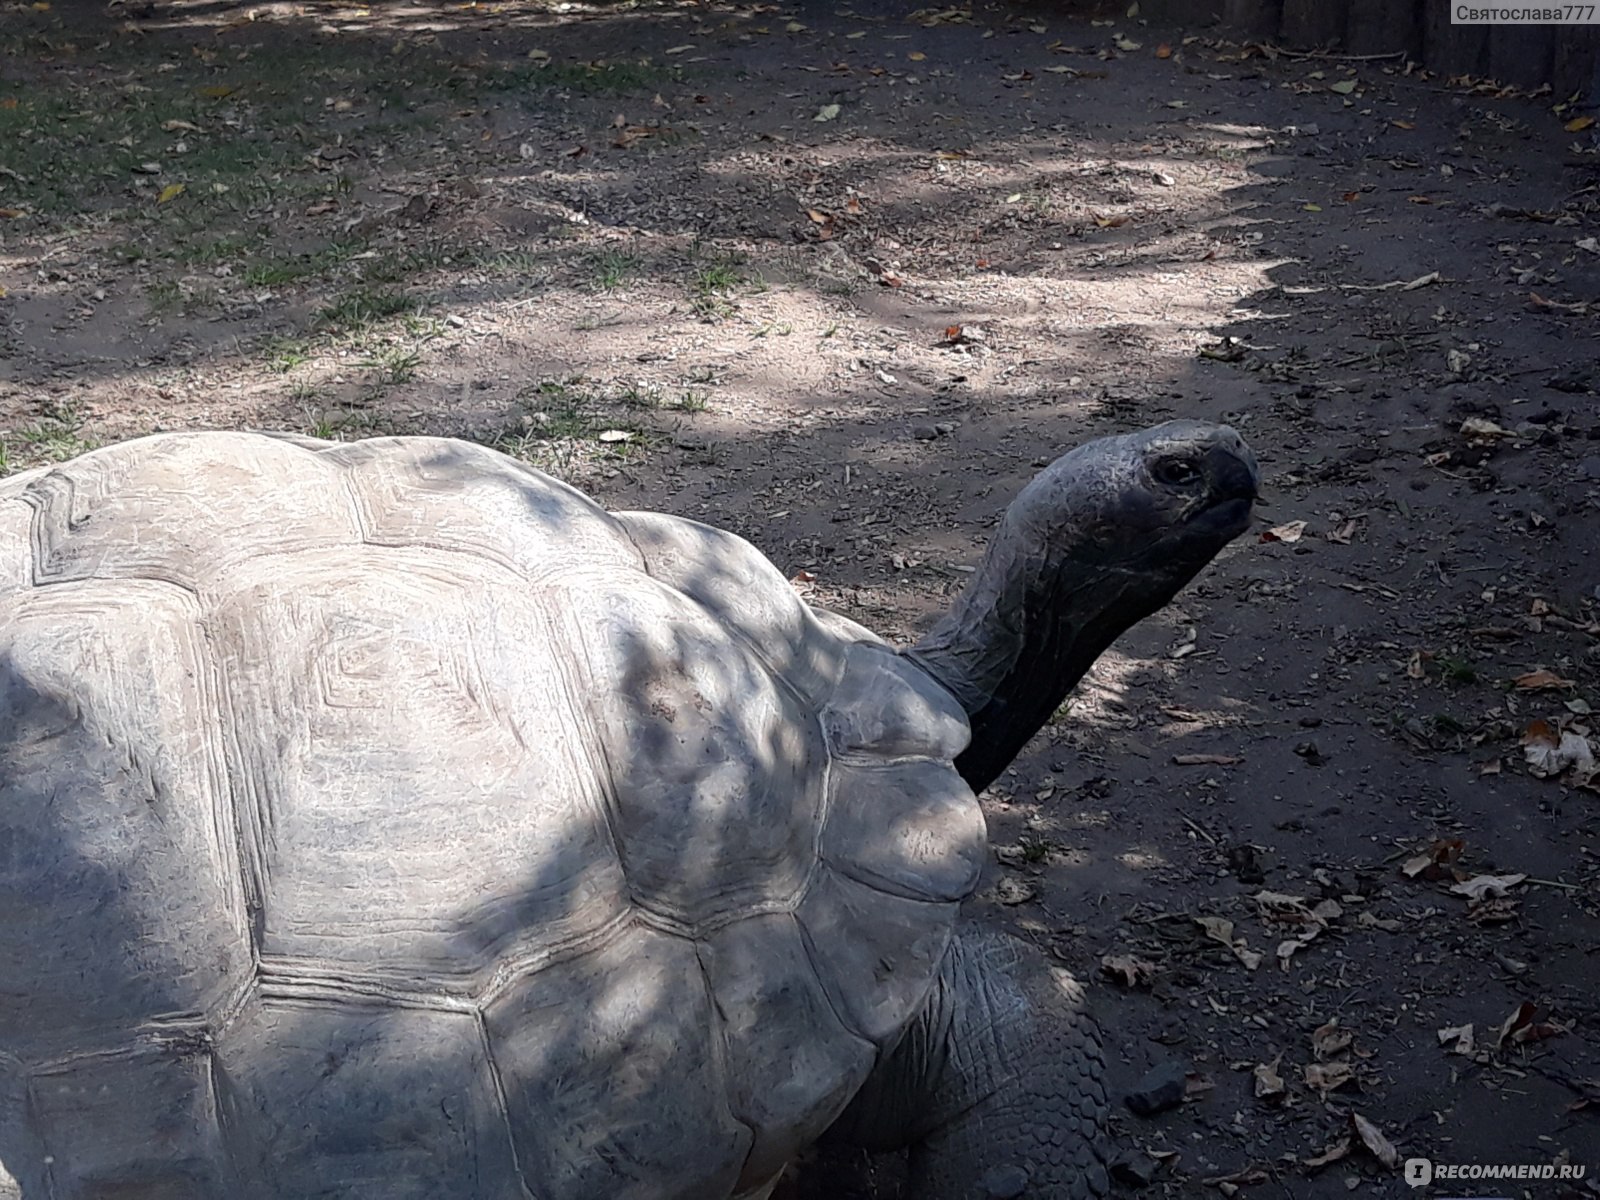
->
[1113, 848, 1170, 871]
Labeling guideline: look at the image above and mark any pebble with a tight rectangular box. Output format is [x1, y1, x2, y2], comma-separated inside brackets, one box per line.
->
[1125, 1061, 1187, 1117]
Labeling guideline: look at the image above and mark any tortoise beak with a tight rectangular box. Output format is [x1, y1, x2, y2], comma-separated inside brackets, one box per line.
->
[1190, 433, 1258, 539]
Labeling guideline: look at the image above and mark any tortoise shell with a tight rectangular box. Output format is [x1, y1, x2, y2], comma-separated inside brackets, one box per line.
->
[0, 432, 984, 1200]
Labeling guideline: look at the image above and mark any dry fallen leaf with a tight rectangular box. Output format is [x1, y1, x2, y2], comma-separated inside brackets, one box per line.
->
[1459, 416, 1513, 438]
[1172, 753, 1243, 766]
[1450, 873, 1527, 901]
[1195, 916, 1262, 970]
[1202, 1165, 1267, 1192]
[1514, 668, 1575, 691]
[1100, 954, 1159, 988]
[1497, 1000, 1567, 1048]
[1253, 1055, 1285, 1100]
[1350, 1113, 1399, 1169]
[1566, 114, 1596, 132]
[156, 182, 186, 204]
[1303, 1061, 1355, 1097]
[1522, 719, 1595, 780]
[1311, 1018, 1352, 1060]
[1301, 1139, 1351, 1171]
[1400, 837, 1465, 880]
[1155, 42, 1172, 58]
[1260, 520, 1306, 544]
[1328, 78, 1357, 94]
[1437, 1023, 1475, 1055]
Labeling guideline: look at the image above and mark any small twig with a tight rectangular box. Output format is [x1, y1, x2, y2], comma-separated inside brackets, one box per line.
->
[1177, 812, 1219, 845]
[1274, 47, 1409, 62]
[1525, 877, 1581, 891]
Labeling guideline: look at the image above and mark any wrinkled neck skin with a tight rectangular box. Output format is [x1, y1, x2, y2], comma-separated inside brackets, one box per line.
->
[908, 514, 1215, 796]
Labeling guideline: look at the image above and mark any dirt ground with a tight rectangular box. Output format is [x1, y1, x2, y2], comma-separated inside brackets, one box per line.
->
[3, 0, 1599, 1195]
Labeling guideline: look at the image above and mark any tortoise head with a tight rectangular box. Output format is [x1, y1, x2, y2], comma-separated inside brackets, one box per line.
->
[909, 420, 1259, 793]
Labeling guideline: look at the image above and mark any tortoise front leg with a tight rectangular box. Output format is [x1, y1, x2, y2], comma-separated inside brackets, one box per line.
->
[828, 929, 1111, 1200]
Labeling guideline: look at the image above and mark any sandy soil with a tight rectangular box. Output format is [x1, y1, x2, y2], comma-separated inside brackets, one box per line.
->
[2, 0, 1597, 1195]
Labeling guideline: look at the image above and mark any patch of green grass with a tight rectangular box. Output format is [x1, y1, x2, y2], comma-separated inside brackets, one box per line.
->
[616, 382, 662, 410]
[13, 417, 96, 465]
[521, 379, 596, 440]
[317, 287, 418, 331]
[301, 405, 389, 441]
[477, 249, 545, 277]
[244, 260, 314, 288]
[361, 244, 456, 286]
[591, 249, 639, 291]
[1439, 657, 1478, 685]
[261, 335, 314, 374]
[361, 345, 422, 385]
[689, 255, 747, 319]
[182, 235, 255, 267]
[109, 241, 150, 265]
[305, 412, 341, 440]
[145, 279, 182, 313]
[693, 258, 743, 293]
[1018, 832, 1054, 864]
[0, 75, 313, 217]
[244, 240, 369, 289]
[402, 313, 446, 341]
[670, 389, 709, 413]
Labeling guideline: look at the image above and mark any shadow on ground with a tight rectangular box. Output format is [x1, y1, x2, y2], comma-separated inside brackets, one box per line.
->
[1, 0, 1598, 1195]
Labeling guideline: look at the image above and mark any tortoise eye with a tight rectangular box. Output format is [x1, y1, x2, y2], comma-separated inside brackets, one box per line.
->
[1154, 458, 1201, 487]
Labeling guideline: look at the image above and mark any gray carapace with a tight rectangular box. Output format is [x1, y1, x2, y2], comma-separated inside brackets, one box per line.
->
[0, 418, 1256, 1200]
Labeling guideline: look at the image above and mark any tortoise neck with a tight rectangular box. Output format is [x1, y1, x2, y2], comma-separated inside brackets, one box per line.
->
[908, 538, 1171, 796]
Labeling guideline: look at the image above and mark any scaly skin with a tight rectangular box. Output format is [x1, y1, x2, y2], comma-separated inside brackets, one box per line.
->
[829, 931, 1111, 1200]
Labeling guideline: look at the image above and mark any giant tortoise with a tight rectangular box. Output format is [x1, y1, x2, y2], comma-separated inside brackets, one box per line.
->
[0, 418, 1257, 1199]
